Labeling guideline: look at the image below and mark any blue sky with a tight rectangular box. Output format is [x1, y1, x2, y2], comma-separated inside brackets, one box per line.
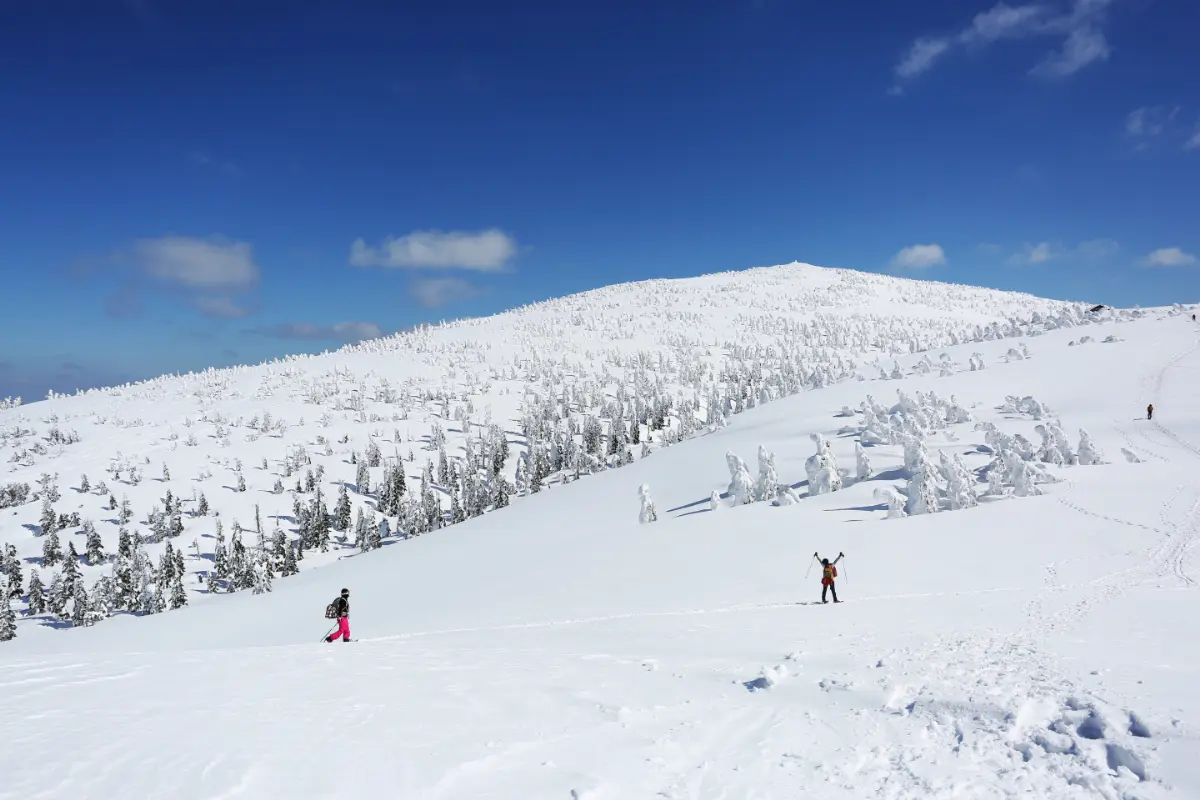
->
[2, 0, 1198, 400]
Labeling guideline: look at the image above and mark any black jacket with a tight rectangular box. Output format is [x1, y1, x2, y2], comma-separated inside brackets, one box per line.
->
[333, 596, 349, 618]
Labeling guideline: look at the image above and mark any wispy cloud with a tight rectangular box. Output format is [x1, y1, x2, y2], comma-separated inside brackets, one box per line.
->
[892, 0, 1118, 91]
[101, 236, 262, 319]
[250, 321, 384, 343]
[1139, 247, 1197, 268]
[1008, 238, 1119, 265]
[1186, 127, 1200, 152]
[350, 229, 517, 271]
[891, 244, 947, 270]
[188, 151, 240, 176]
[409, 277, 480, 309]
[133, 236, 259, 291]
[192, 295, 254, 319]
[1010, 242, 1060, 264]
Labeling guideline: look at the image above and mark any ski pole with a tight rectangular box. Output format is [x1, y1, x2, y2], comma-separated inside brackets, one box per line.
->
[804, 552, 817, 579]
[320, 625, 336, 643]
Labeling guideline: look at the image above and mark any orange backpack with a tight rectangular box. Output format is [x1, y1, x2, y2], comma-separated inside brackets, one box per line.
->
[822, 563, 837, 584]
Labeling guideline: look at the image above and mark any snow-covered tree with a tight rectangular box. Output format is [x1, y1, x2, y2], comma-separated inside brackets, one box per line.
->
[47, 572, 67, 618]
[854, 441, 873, 483]
[710, 490, 721, 512]
[39, 498, 58, 537]
[873, 487, 908, 519]
[725, 451, 755, 505]
[939, 450, 978, 510]
[1077, 428, 1105, 465]
[755, 446, 779, 503]
[42, 530, 63, 567]
[333, 484, 352, 532]
[807, 434, 843, 496]
[237, 472, 247, 493]
[638, 484, 658, 523]
[2, 543, 22, 598]
[79, 473, 90, 493]
[904, 449, 942, 515]
[1034, 422, 1073, 466]
[79, 522, 102, 566]
[71, 581, 91, 627]
[26, 569, 45, 615]
[776, 485, 803, 506]
[0, 577, 16, 640]
[197, 493, 209, 516]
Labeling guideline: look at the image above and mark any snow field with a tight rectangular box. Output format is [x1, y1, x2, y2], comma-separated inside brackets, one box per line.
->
[1, 265, 1198, 798]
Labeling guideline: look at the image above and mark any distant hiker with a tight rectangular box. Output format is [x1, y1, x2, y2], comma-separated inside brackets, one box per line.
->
[325, 588, 351, 643]
[815, 552, 844, 604]
[1147, 404, 1154, 421]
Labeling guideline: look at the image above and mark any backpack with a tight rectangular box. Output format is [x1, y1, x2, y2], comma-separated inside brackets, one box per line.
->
[324, 600, 339, 619]
[822, 564, 837, 583]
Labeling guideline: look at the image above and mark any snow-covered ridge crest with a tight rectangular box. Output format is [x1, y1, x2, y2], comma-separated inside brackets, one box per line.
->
[12, 262, 1085, 407]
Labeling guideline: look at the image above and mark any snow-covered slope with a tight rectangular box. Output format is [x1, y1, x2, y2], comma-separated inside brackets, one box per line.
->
[2, 263, 1198, 799]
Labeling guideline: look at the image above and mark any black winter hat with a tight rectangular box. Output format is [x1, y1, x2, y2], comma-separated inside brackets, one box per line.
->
[341, 588, 349, 595]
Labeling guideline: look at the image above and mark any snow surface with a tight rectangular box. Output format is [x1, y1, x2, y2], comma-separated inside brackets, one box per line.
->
[2, 263, 1199, 799]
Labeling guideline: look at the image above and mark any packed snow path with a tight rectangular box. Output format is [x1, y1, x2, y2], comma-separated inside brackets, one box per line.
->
[2, 287, 1200, 798]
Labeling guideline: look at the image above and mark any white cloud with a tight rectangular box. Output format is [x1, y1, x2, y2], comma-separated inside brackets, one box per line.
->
[963, 3, 1048, 43]
[1030, 25, 1109, 78]
[895, 38, 952, 79]
[350, 228, 517, 271]
[891, 244, 947, 270]
[1139, 247, 1198, 268]
[253, 321, 384, 342]
[133, 236, 259, 291]
[893, 0, 1117, 88]
[1007, 238, 1119, 265]
[1186, 128, 1200, 151]
[409, 277, 480, 309]
[1010, 242, 1060, 264]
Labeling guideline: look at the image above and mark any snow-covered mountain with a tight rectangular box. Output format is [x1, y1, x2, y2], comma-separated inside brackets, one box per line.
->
[2, 263, 1198, 799]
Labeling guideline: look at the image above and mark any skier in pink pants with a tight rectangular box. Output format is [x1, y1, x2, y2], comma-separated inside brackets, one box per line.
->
[326, 588, 351, 642]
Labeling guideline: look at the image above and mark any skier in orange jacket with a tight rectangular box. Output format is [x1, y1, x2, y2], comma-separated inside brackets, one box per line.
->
[815, 552, 843, 604]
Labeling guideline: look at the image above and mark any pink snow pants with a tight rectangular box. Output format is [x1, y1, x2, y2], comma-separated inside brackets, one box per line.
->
[329, 617, 350, 641]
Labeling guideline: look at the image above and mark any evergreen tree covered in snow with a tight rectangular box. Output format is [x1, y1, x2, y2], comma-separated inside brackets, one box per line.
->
[61, 543, 82, 595]
[0, 577, 16, 641]
[26, 569, 45, 615]
[47, 572, 67, 618]
[333, 484, 352, 532]
[84, 521, 106, 565]
[905, 446, 942, 515]
[638, 484, 658, 523]
[71, 581, 91, 627]
[197, 492, 209, 516]
[355, 458, 371, 495]
[855, 442, 873, 482]
[1077, 428, 1105, 465]
[939, 450, 978, 510]
[873, 487, 908, 519]
[755, 446, 779, 503]
[2, 543, 22, 598]
[725, 452, 755, 505]
[806, 434, 843, 496]
[40, 498, 58, 537]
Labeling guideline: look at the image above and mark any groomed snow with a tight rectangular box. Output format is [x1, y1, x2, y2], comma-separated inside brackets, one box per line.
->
[1, 264, 1198, 799]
